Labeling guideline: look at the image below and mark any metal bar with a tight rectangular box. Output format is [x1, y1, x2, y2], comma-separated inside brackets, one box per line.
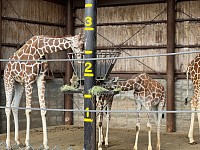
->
[75, 0, 166, 8]
[110, 71, 186, 79]
[166, 0, 175, 132]
[97, 45, 200, 50]
[64, 0, 74, 125]
[84, 0, 97, 149]
[3, 43, 200, 49]
[0, 0, 2, 134]
[75, 18, 200, 28]
[75, 19, 167, 27]
[2, 16, 65, 27]
[42, 0, 66, 5]
[43, 0, 198, 7]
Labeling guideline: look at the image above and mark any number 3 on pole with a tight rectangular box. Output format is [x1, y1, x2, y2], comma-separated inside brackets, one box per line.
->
[85, 16, 92, 26]
[85, 16, 94, 31]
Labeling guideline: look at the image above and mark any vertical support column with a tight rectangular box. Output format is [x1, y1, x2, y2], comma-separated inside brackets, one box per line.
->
[166, 0, 176, 132]
[0, 0, 2, 133]
[84, 0, 97, 149]
[64, 0, 74, 125]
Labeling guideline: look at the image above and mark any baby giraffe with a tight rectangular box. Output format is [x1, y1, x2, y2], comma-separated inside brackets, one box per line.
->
[116, 73, 165, 150]
[96, 94, 114, 150]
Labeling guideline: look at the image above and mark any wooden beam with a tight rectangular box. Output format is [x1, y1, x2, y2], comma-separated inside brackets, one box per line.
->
[74, 0, 166, 8]
[42, 0, 66, 5]
[0, 0, 2, 134]
[42, 0, 199, 8]
[2, 16, 65, 27]
[75, 18, 200, 28]
[64, 0, 74, 125]
[166, 0, 176, 132]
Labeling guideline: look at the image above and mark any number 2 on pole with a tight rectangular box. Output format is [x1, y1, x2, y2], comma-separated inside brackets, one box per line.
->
[85, 62, 92, 73]
[85, 16, 92, 27]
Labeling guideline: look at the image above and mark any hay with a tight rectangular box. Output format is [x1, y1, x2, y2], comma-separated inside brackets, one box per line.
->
[89, 86, 109, 96]
[60, 84, 79, 92]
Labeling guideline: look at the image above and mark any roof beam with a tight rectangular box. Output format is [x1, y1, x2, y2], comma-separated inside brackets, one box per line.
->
[74, 0, 166, 8]
[43, 0, 198, 8]
[42, 0, 66, 5]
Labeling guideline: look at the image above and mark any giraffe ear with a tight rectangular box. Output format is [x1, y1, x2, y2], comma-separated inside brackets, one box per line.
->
[80, 33, 85, 42]
[77, 33, 85, 42]
[77, 33, 82, 39]
[135, 76, 142, 83]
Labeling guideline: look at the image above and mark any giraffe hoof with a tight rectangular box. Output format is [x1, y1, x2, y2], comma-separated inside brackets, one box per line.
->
[133, 146, 137, 150]
[18, 143, 25, 147]
[105, 144, 109, 148]
[11, 143, 25, 149]
[189, 141, 197, 145]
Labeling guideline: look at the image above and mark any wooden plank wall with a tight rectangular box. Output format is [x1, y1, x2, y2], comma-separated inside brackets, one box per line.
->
[75, 1, 200, 77]
[1, 0, 200, 77]
[176, 1, 200, 73]
[2, 0, 66, 72]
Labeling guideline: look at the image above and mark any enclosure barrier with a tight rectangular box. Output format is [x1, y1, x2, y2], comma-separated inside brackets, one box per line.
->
[0, 49, 200, 149]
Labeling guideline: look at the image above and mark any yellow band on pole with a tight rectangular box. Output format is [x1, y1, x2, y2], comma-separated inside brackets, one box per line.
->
[84, 118, 93, 122]
[84, 73, 94, 77]
[84, 27, 94, 31]
[85, 50, 93, 55]
[85, 3, 92, 7]
[84, 94, 92, 99]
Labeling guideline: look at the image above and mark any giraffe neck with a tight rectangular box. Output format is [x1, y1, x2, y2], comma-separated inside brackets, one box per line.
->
[12, 36, 72, 60]
[117, 79, 137, 91]
[36, 36, 72, 56]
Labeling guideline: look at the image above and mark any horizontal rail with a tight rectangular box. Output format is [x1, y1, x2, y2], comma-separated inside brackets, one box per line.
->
[75, 18, 200, 28]
[2, 16, 66, 27]
[3, 43, 200, 50]
[0, 49, 199, 62]
[0, 106, 196, 113]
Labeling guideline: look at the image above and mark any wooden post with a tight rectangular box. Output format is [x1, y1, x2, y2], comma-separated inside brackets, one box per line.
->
[166, 0, 176, 132]
[64, 0, 74, 125]
[0, 0, 2, 133]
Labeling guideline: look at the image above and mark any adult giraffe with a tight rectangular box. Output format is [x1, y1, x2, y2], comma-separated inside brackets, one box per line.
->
[4, 33, 84, 150]
[185, 54, 200, 145]
[116, 73, 165, 150]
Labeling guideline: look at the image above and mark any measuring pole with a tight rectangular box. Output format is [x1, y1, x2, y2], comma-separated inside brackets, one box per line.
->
[84, 0, 97, 150]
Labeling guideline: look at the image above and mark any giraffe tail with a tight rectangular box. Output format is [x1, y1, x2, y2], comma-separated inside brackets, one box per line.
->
[185, 67, 189, 105]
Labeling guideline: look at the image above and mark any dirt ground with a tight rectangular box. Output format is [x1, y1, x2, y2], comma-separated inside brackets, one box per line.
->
[0, 125, 200, 150]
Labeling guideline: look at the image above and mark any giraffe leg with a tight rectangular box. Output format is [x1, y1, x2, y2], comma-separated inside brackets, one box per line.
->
[98, 111, 103, 150]
[4, 78, 14, 150]
[37, 75, 49, 150]
[105, 96, 113, 147]
[24, 83, 33, 150]
[133, 103, 141, 150]
[11, 83, 24, 146]
[197, 106, 200, 143]
[156, 105, 163, 150]
[147, 112, 152, 150]
[188, 107, 196, 144]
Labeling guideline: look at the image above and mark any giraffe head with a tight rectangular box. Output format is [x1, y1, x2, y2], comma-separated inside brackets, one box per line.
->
[67, 33, 85, 54]
[113, 74, 143, 91]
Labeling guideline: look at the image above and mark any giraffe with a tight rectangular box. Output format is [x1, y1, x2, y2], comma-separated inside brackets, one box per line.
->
[4, 33, 84, 150]
[116, 73, 165, 150]
[96, 94, 114, 150]
[185, 54, 200, 145]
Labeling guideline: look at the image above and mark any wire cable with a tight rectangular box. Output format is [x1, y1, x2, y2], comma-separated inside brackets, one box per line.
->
[1, 49, 199, 62]
[0, 105, 198, 114]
